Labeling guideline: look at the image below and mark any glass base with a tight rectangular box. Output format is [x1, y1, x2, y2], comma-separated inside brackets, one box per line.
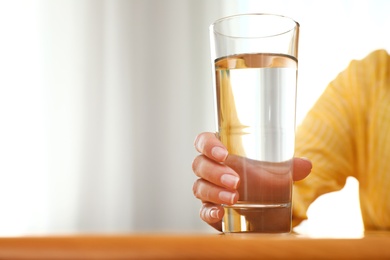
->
[222, 203, 292, 233]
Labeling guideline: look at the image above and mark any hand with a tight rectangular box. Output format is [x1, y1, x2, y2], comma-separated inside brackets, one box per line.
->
[192, 132, 312, 231]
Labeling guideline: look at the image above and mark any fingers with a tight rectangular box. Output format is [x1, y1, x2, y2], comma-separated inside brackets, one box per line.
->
[194, 132, 228, 162]
[193, 178, 239, 205]
[292, 157, 312, 181]
[193, 132, 312, 232]
[193, 156, 311, 204]
[193, 132, 236, 232]
[194, 132, 312, 183]
[192, 155, 239, 190]
[199, 203, 223, 231]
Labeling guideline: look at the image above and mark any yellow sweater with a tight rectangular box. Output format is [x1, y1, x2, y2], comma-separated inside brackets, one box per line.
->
[293, 49, 390, 230]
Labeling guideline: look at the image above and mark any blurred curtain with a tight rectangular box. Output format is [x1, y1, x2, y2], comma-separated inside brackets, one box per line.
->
[0, 0, 227, 234]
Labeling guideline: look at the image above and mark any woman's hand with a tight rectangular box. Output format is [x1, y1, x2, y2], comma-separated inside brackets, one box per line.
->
[192, 132, 312, 231]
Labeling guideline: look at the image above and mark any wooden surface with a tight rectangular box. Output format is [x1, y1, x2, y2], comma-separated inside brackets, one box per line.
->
[0, 232, 389, 259]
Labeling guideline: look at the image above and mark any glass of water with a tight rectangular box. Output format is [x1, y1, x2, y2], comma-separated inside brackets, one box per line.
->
[209, 13, 300, 233]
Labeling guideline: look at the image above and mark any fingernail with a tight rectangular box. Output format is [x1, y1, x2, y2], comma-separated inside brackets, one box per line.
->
[219, 191, 236, 204]
[220, 174, 239, 189]
[211, 146, 228, 161]
[210, 208, 220, 219]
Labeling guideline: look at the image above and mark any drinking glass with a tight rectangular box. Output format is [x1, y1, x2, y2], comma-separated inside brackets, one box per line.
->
[209, 13, 299, 233]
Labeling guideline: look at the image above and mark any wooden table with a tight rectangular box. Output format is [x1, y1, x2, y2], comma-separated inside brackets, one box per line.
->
[0, 232, 389, 259]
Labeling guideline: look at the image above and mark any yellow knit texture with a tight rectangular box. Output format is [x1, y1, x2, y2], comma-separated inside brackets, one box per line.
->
[293, 50, 390, 230]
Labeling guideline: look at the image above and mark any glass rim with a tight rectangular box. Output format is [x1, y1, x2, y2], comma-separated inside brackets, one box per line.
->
[210, 13, 299, 39]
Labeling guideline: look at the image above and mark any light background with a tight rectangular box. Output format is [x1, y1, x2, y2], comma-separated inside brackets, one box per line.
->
[0, 0, 388, 237]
